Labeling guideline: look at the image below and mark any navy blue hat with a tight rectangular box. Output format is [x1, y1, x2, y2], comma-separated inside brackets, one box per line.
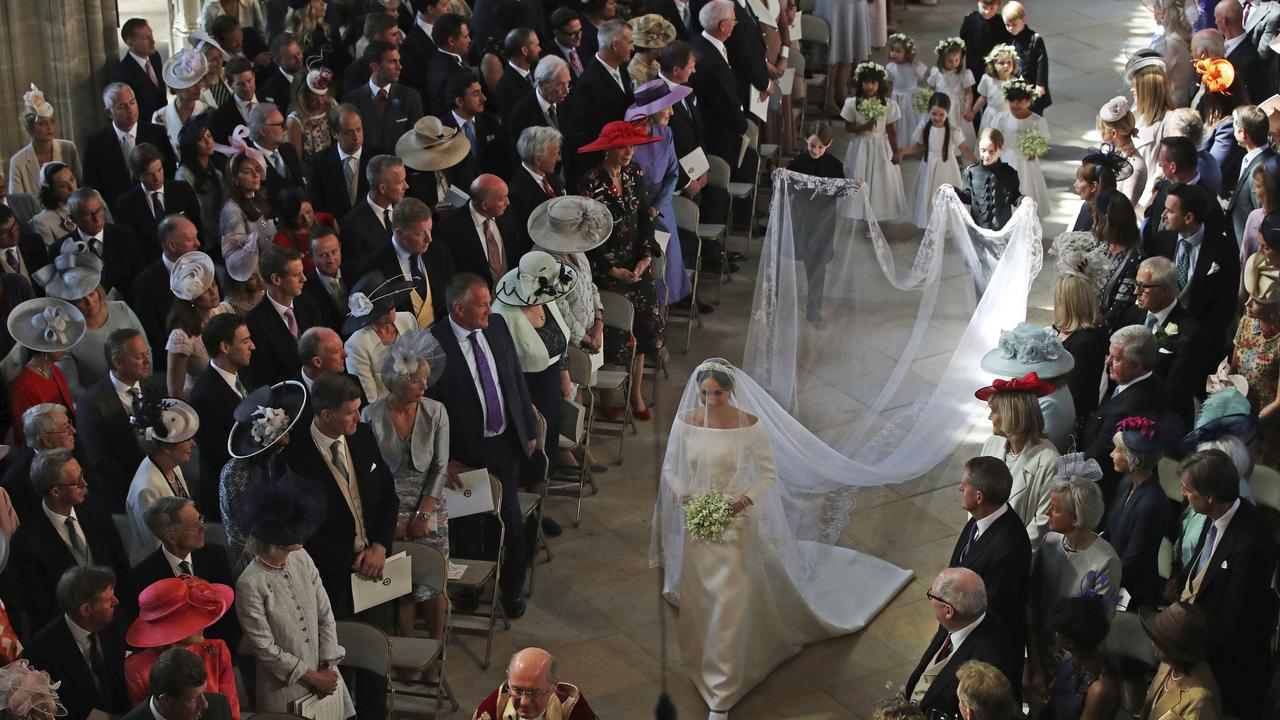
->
[242, 469, 327, 547]
[1114, 416, 1164, 456]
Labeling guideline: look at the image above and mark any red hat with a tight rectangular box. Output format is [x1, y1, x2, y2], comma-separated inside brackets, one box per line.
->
[974, 371, 1055, 401]
[577, 119, 660, 153]
[126, 576, 234, 648]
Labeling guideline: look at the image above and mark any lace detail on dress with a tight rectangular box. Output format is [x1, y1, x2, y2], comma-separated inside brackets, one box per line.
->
[166, 329, 197, 355]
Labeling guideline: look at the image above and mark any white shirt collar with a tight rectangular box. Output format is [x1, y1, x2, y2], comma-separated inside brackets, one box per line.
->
[338, 144, 362, 164]
[949, 612, 986, 653]
[1149, 301, 1177, 326]
[469, 202, 490, 229]
[973, 503, 1008, 540]
[1212, 497, 1242, 541]
[392, 234, 415, 262]
[367, 194, 391, 217]
[1225, 32, 1248, 55]
[369, 78, 390, 96]
[114, 123, 137, 143]
[1242, 145, 1265, 172]
[536, 89, 554, 112]
[64, 614, 94, 648]
[440, 49, 463, 64]
[310, 417, 345, 449]
[209, 360, 242, 396]
[523, 163, 547, 184]
[449, 315, 477, 344]
[1115, 370, 1155, 395]
[267, 291, 293, 315]
[161, 545, 192, 574]
[150, 697, 173, 720]
[161, 253, 177, 272]
[234, 95, 257, 111]
[452, 110, 473, 128]
[279, 67, 296, 83]
[1179, 223, 1205, 247]
[507, 61, 531, 78]
[416, 16, 434, 37]
[129, 51, 153, 70]
[702, 32, 728, 58]
[595, 53, 619, 72]
[42, 500, 77, 526]
[109, 371, 139, 397]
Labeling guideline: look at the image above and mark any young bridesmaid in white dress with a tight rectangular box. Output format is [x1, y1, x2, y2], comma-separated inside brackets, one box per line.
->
[841, 62, 906, 221]
[974, 43, 1018, 131]
[898, 93, 977, 228]
[929, 37, 975, 128]
[886, 33, 930, 149]
[989, 79, 1051, 219]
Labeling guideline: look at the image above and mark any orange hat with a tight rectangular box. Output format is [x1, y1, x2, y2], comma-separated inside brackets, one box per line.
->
[1194, 57, 1235, 94]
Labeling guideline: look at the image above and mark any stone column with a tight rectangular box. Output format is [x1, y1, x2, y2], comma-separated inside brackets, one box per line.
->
[0, 0, 121, 162]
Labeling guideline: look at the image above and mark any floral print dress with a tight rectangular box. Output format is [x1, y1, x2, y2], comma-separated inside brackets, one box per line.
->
[1233, 317, 1280, 461]
[581, 163, 665, 364]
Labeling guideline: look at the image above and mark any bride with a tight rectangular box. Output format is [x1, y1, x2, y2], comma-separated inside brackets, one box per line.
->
[651, 358, 913, 719]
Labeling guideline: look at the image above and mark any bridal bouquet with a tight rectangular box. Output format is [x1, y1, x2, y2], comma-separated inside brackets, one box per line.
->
[1016, 129, 1049, 160]
[685, 491, 734, 542]
[912, 87, 933, 114]
[857, 97, 887, 125]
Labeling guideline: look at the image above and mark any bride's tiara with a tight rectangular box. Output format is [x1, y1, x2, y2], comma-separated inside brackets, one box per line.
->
[695, 358, 735, 378]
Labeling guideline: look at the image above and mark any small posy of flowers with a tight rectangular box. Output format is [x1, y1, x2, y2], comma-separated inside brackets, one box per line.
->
[912, 87, 933, 114]
[1115, 416, 1157, 440]
[857, 97, 887, 125]
[250, 406, 290, 447]
[684, 491, 734, 542]
[1016, 129, 1049, 160]
[348, 292, 374, 317]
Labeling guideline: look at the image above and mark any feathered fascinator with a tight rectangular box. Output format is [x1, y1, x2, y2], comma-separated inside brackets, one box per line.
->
[1053, 452, 1103, 483]
[1194, 57, 1235, 95]
[1115, 416, 1164, 456]
[1002, 77, 1041, 101]
[935, 37, 965, 56]
[1050, 231, 1112, 290]
[22, 84, 53, 119]
[0, 660, 65, 719]
[1098, 96, 1131, 123]
[130, 392, 200, 444]
[380, 329, 447, 386]
[1083, 143, 1134, 182]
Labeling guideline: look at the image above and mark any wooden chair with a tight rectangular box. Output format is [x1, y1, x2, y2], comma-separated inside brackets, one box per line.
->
[335, 621, 394, 720]
[597, 291, 637, 463]
[447, 474, 508, 669]
[389, 542, 459, 718]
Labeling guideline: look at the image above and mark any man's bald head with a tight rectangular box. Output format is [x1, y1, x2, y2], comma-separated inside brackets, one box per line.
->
[931, 567, 987, 626]
[1216, 0, 1243, 36]
[470, 173, 510, 218]
[507, 648, 558, 718]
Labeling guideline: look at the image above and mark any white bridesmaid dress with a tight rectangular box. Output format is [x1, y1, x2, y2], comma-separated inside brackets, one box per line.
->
[990, 110, 1051, 220]
[910, 119, 966, 228]
[841, 96, 907, 222]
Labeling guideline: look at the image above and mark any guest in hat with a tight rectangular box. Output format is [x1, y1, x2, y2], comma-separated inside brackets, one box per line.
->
[220, 231, 265, 316]
[123, 576, 240, 719]
[627, 15, 676, 86]
[1042, 596, 1119, 720]
[1140, 602, 1222, 718]
[528, 196, 610, 362]
[975, 370, 1060, 545]
[1231, 251, 1280, 461]
[1103, 417, 1169, 608]
[125, 393, 201, 565]
[165, 251, 230, 399]
[189, 29, 233, 108]
[342, 272, 416, 402]
[153, 49, 210, 156]
[577, 120, 664, 421]
[361, 330, 453, 639]
[235, 472, 355, 717]
[285, 63, 338, 163]
[220, 380, 306, 566]
[626, 79, 693, 307]
[8, 83, 81, 197]
[0, 660, 67, 720]
[981, 323, 1077, 453]
[7, 297, 83, 446]
[395, 115, 472, 211]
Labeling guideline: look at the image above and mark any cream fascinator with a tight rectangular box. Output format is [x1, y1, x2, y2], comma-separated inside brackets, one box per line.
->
[22, 84, 53, 119]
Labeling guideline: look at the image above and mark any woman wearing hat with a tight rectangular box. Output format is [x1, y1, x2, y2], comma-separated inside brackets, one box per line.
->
[272, 187, 337, 272]
[7, 297, 82, 446]
[192, 30, 233, 107]
[0, 660, 66, 720]
[1043, 596, 1119, 720]
[8, 84, 80, 197]
[126, 393, 201, 565]
[626, 80, 693, 307]
[1069, 147, 1119, 233]
[176, 118, 227, 250]
[29, 162, 80, 249]
[362, 331, 453, 641]
[236, 473, 355, 717]
[983, 323, 1077, 453]
[286, 64, 338, 162]
[284, 0, 350, 76]
[221, 381, 306, 566]
[29, 241, 148, 396]
[1103, 417, 1169, 609]
[627, 15, 676, 86]
[1096, 97, 1146, 210]
[343, 272, 417, 402]
[1232, 251, 1280, 462]
[975, 371, 1061, 544]
[153, 49, 210, 156]
[578, 120, 666, 420]
[124, 576, 240, 719]
[529, 197, 609, 359]
[1140, 602, 1222, 719]
[166, 251, 232, 398]
[219, 138, 276, 258]
[221, 232, 267, 316]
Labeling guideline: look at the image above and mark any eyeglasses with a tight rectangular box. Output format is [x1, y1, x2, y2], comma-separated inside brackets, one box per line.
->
[507, 685, 552, 699]
[1133, 282, 1166, 293]
[45, 422, 76, 436]
[926, 590, 953, 608]
[560, 28, 583, 37]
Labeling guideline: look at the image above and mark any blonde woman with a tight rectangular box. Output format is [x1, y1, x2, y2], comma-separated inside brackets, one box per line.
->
[285, 67, 337, 162]
[1055, 274, 1108, 422]
[1097, 96, 1147, 211]
[8, 84, 81, 196]
[1151, 0, 1192, 108]
[976, 373, 1060, 545]
[285, 0, 348, 70]
[1126, 54, 1171, 204]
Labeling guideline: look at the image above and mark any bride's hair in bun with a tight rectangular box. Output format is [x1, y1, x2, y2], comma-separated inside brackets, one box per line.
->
[695, 359, 735, 390]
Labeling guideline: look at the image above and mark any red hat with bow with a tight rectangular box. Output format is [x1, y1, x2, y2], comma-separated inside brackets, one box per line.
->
[974, 372, 1056, 401]
[578, 119, 660, 153]
[126, 575, 234, 648]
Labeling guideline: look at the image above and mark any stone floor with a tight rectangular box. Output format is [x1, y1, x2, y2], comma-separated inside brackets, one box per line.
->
[116, 0, 1158, 717]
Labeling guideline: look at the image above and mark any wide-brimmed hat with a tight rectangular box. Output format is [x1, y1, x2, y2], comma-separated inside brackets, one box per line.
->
[626, 79, 693, 121]
[126, 575, 234, 648]
[495, 251, 579, 307]
[229, 381, 308, 459]
[396, 116, 471, 171]
[170, 251, 216, 301]
[1245, 251, 1278, 304]
[163, 48, 209, 90]
[975, 371, 1056, 401]
[187, 29, 230, 61]
[1124, 48, 1166, 82]
[1183, 387, 1258, 451]
[628, 14, 676, 49]
[578, 119, 659, 153]
[344, 272, 414, 336]
[223, 232, 260, 283]
[528, 196, 613, 253]
[1140, 602, 1208, 667]
[243, 469, 328, 546]
[6, 298, 85, 353]
[31, 239, 103, 301]
[130, 393, 200, 445]
[980, 323, 1075, 378]
[1114, 416, 1163, 456]
[22, 84, 53, 119]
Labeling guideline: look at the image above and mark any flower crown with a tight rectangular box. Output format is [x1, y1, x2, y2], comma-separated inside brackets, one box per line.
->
[1002, 77, 1041, 101]
[983, 43, 1017, 65]
[854, 61, 888, 82]
[935, 37, 965, 56]
[887, 33, 915, 54]
[1116, 416, 1157, 439]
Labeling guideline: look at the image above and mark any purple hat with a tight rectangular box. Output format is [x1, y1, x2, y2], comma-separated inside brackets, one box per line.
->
[625, 79, 693, 120]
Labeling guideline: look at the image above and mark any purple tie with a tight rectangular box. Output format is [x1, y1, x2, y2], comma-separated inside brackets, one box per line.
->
[469, 332, 504, 434]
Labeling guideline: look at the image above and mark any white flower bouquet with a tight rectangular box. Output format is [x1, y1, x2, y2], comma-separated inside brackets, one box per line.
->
[1016, 129, 1049, 160]
[684, 491, 734, 542]
[857, 97, 887, 125]
[912, 87, 933, 115]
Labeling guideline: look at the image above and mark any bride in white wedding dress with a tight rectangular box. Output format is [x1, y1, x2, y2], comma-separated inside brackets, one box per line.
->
[651, 358, 914, 719]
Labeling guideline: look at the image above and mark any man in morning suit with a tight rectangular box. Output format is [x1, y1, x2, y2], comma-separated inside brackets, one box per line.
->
[1080, 326, 1169, 499]
[1176, 449, 1279, 718]
[259, 33, 304, 112]
[130, 498, 241, 653]
[654, 0, 694, 41]
[1218, 1, 1271, 102]
[438, 174, 525, 285]
[190, 314, 255, 521]
[950, 457, 1031, 684]
[347, 41, 425, 153]
[342, 12, 405, 95]
[77, 330, 155, 514]
[689, 0, 769, 107]
[339, 154, 407, 275]
[658, 42, 704, 184]
[359, 198, 455, 326]
[428, 273, 538, 617]
[83, 84, 176, 211]
[300, 227, 350, 330]
[547, 8, 592, 81]
[248, 103, 306, 196]
[1226, 106, 1276, 242]
[61, 188, 146, 303]
[443, 71, 509, 189]
[0, 204, 48, 286]
[904, 568, 1019, 720]
[570, 19, 635, 164]
[507, 56, 580, 184]
[400, 0, 453, 98]
[245, 245, 315, 387]
[426, 15, 474, 117]
[9, 450, 132, 634]
[0, 404, 88, 522]
[114, 145, 205, 263]
[509, 126, 566, 248]
[493, 28, 540, 114]
[116, 19, 168, 125]
[1244, 0, 1280, 91]
[689, 2, 747, 168]
[120, 646, 233, 720]
[208, 58, 262, 144]
[1141, 137, 1207, 250]
[25, 566, 131, 720]
[131, 217, 201, 364]
[306, 104, 377, 218]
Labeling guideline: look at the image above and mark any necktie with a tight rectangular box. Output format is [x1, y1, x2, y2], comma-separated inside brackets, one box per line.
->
[409, 252, 429, 298]
[344, 156, 358, 205]
[144, 57, 159, 88]
[328, 274, 343, 302]
[151, 191, 165, 224]
[88, 236, 102, 257]
[959, 522, 978, 561]
[483, 218, 503, 278]
[177, 560, 193, 576]
[528, 70, 537, 87]
[383, 207, 393, 230]
[469, 332, 505, 434]
[3, 248, 17, 272]
[376, 88, 389, 120]
[568, 47, 584, 75]
[547, 104, 560, 130]
[65, 516, 89, 565]
[120, 132, 134, 165]
[88, 632, 106, 678]
[1144, 312, 1158, 331]
[935, 635, 953, 663]
[244, 101, 254, 120]
[283, 306, 299, 338]
[541, 174, 557, 198]
[1195, 521, 1219, 577]
[234, 375, 248, 399]
[272, 151, 286, 176]
[1176, 239, 1192, 290]
[681, 3, 691, 28]
[463, 120, 477, 150]
[330, 440, 349, 481]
